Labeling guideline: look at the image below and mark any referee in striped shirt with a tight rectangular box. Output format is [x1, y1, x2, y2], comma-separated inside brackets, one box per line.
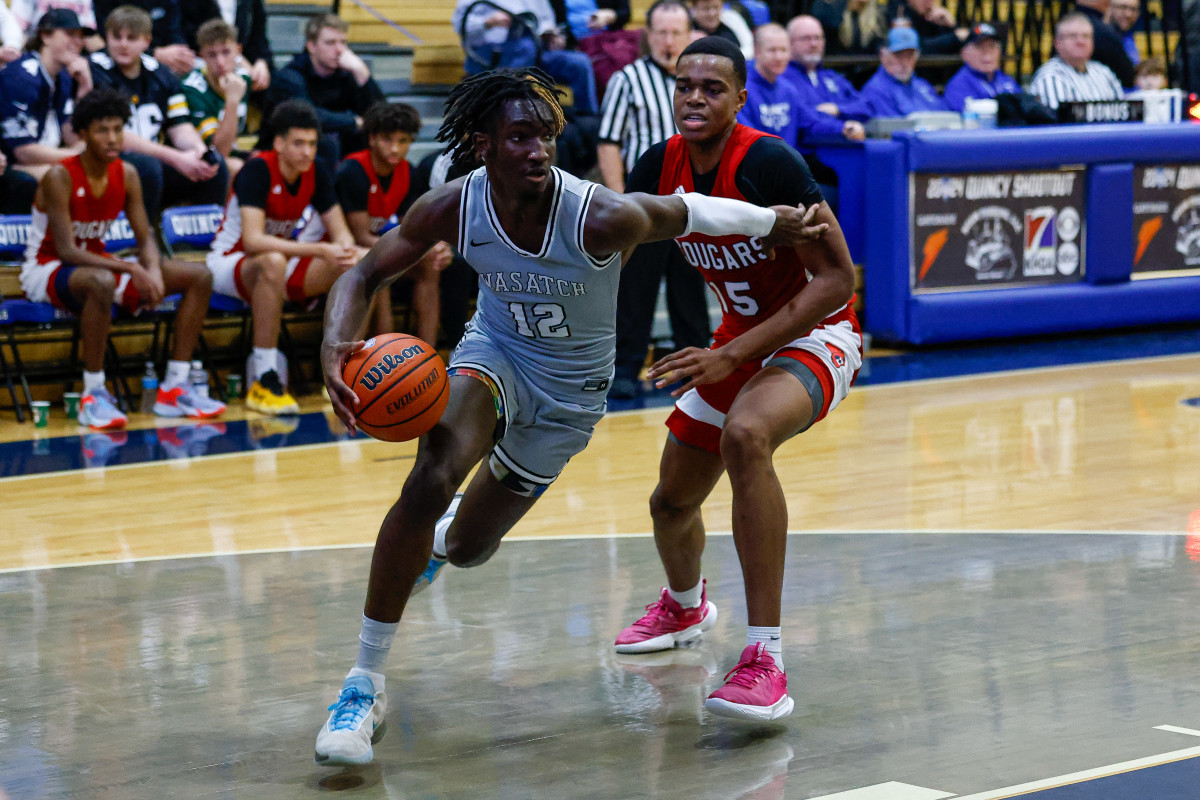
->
[597, 0, 689, 192]
[1030, 12, 1123, 110]
[597, 0, 711, 399]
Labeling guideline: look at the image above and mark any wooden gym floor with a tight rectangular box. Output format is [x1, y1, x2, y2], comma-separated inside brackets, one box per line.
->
[2, 331, 1200, 799]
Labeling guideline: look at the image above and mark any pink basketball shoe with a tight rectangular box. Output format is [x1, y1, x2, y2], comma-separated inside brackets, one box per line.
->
[614, 584, 717, 653]
[705, 643, 794, 722]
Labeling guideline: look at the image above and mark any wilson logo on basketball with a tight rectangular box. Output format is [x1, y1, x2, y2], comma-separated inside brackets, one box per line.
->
[385, 368, 440, 415]
[359, 346, 425, 390]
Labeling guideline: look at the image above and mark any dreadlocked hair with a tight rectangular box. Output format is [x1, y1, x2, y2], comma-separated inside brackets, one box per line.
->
[437, 68, 566, 167]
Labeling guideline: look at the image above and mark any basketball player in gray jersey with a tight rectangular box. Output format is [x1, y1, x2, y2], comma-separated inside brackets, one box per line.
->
[314, 68, 828, 766]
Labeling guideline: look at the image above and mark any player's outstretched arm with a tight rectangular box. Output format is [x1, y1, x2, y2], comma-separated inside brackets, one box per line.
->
[321, 179, 461, 432]
[580, 185, 829, 262]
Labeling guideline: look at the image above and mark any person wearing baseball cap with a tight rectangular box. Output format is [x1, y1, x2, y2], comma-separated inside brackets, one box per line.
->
[943, 22, 1020, 112]
[0, 6, 94, 181]
[859, 24, 950, 116]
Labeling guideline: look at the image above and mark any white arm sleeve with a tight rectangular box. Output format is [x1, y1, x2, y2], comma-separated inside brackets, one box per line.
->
[679, 193, 776, 238]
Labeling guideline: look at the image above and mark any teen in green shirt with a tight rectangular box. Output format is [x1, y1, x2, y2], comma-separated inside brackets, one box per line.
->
[181, 18, 251, 177]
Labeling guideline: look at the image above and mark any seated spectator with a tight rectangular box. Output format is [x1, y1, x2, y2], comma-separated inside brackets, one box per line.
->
[688, 0, 752, 57]
[182, 19, 250, 179]
[1134, 56, 1168, 90]
[0, 9, 93, 181]
[1, 0, 22, 64]
[886, 0, 967, 54]
[335, 102, 451, 342]
[93, 0, 194, 74]
[783, 14, 872, 120]
[265, 14, 385, 168]
[1075, 0, 1135, 87]
[742, 23, 863, 212]
[22, 87, 224, 429]
[549, 0, 628, 44]
[207, 100, 365, 416]
[741, 24, 864, 145]
[182, 0, 271, 90]
[90, 5, 226, 221]
[451, 0, 599, 115]
[943, 22, 1020, 112]
[1030, 12, 1124, 110]
[810, 0, 886, 56]
[860, 26, 950, 115]
[10, 0, 102, 49]
[1107, 0, 1141, 66]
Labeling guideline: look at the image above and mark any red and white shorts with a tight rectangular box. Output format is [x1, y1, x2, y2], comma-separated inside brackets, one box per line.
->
[20, 258, 138, 314]
[205, 251, 313, 304]
[667, 316, 863, 455]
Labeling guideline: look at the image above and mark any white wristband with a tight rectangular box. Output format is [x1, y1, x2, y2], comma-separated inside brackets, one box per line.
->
[679, 193, 776, 238]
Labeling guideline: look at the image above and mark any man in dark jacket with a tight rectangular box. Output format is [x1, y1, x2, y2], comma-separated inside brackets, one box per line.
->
[263, 14, 385, 168]
[1074, 0, 1136, 88]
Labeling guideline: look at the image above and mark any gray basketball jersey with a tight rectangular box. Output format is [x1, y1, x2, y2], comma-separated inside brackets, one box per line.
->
[456, 166, 621, 402]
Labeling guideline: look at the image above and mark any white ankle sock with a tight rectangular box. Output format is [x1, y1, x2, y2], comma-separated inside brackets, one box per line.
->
[163, 360, 189, 388]
[355, 615, 398, 674]
[432, 516, 449, 560]
[747, 626, 783, 670]
[83, 370, 105, 394]
[668, 578, 704, 609]
[253, 348, 279, 381]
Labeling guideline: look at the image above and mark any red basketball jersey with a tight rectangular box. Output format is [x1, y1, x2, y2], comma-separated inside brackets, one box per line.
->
[344, 150, 411, 234]
[656, 125, 851, 342]
[30, 154, 126, 264]
[211, 150, 317, 255]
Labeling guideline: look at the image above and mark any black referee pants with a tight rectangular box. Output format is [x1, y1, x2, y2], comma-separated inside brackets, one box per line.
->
[614, 239, 712, 382]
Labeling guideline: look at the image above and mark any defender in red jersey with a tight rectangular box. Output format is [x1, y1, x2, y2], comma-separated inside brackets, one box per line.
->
[614, 37, 862, 722]
[21, 87, 224, 430]
[207, 99, 366, 415]
[335, 102, 451, 341]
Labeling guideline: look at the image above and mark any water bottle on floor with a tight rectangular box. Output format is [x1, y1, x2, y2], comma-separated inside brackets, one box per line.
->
[189, 359, 209, 399]
[140, 361, 158, 414]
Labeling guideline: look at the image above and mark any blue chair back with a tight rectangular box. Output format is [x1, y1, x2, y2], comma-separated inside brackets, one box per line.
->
[0, 215, 32, 262]
[102, 212, 138, 252]
[162, 205, 224, 250]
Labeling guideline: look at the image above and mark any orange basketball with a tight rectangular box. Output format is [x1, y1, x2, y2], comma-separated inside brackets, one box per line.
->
[341, 333, 449, 442]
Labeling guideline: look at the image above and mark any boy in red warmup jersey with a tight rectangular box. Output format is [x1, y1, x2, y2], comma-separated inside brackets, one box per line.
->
[614, 36, 862, 722]
[334, 102, 451, 341]
[207, 99, 365, 415]
[21, 86, 225, 430]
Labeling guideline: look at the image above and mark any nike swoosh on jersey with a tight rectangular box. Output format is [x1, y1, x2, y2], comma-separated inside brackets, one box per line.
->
[470, 239, 493, 247]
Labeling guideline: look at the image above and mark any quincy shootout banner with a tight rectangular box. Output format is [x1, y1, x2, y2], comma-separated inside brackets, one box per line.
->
[1132, 164, 1200, 275]
[911, 168, 1086, 292]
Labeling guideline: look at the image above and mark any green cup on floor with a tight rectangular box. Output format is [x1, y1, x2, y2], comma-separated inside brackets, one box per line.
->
[63, 392, 81, 420]
[226, 374, 243, 401]
[31, 400, 50, 428]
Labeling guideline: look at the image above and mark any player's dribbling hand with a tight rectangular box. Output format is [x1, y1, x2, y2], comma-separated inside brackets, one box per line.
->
[322, 339, 366, 434]
[763, 202, 828, 257]
[646, 346, 738, 397]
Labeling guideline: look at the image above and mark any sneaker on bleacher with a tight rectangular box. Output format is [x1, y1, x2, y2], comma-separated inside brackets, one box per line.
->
[246, 370, 299, 416]
[79, 388, 128, 431]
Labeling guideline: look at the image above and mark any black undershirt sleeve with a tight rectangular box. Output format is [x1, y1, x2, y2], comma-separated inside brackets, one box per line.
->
[334, 160, 370, 215]
[733, 137, 824, 208]
[234, 157, 271, 209]
[311, 162, 337, 215]
[624, 142, 668, 195]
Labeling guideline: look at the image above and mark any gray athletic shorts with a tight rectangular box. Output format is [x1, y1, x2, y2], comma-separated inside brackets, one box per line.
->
[449, 328, 606, 496]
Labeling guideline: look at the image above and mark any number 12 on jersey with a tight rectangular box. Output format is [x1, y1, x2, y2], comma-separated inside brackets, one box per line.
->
[508, 302, 571, 338]
[712, 281, 759, 316]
